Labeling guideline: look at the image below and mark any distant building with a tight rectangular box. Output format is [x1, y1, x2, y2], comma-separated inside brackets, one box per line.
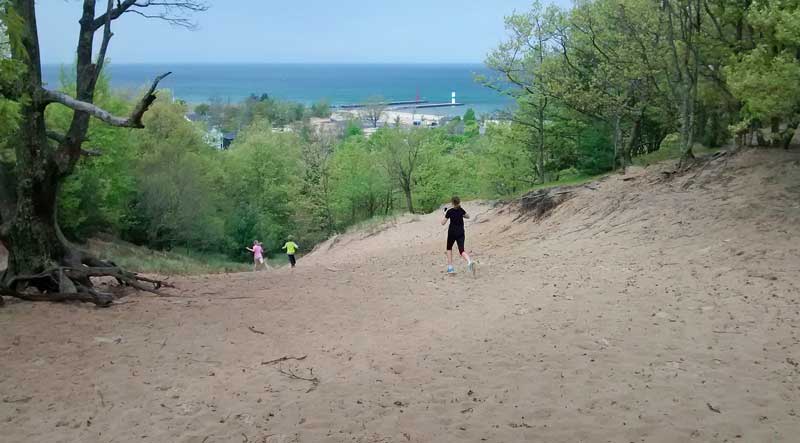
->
[204, 127, 223, 149]
[184, 112, 203, 123]
[222, 132, 237, 149]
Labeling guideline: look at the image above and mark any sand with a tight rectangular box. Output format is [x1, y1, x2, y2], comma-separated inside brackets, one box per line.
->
[1, 148, 799, 442]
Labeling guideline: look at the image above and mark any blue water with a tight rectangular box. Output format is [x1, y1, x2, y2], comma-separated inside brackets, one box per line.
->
[42, 63, 513, 116]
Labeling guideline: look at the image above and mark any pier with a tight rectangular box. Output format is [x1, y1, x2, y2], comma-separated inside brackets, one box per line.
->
[394, 102, 464, 110]
[335, 99, 429, 109]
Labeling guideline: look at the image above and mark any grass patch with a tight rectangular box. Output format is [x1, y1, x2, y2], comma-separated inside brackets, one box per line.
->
[88, 238, 250, 275]
[501, 171, 610, 201]
[633, 133, 717, 167]
[527, 173, 606, 192]
[345, 214, 404, 235]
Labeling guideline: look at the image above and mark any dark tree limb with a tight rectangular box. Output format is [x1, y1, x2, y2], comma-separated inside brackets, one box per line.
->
[42, 72, 171, 128]
[0, 286, 113, 306]
[91, 0, 137, 29]
[94, 0, 115, 77]
[3, 262, 174, 307]
[46, 130, 67, 144]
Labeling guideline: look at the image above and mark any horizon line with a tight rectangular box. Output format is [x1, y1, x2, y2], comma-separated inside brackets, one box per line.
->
[42, 61, 488, 66]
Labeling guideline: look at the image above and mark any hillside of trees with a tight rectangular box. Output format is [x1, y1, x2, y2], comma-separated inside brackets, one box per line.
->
[1, 0, 798, 301]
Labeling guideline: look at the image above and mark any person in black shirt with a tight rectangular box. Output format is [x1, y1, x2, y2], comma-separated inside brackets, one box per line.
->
[441, 196, 474, 275]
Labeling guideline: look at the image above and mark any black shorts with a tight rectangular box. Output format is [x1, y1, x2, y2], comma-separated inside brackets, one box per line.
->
[446, 232, 465, 254]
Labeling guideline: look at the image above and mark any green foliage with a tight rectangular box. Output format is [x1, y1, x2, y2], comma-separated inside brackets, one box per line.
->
[727, 47, 800, 123]
[125, 96, 228, 252]
[194, 103, 210, 116]
[45, 0, 800, 273]
[574, 122, 615, 175]
[220, 121, 303, 256]
[0, 6, 24, 162]
[49, 74, 138, 238]
[462, 108, 480, 138]
[344, 119, 363, 137]
[329, 135, 392, 226]
[310, 99, 331, 118]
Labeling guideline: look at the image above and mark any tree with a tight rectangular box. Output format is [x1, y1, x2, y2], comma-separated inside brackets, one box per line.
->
[0, 0, 206, 306]
[361, 95, 387, 128]
[194, 103, 210, 117]
[220, 122, 302, 258]
[372, 128, 426, 213]
[484, 1, 558, 183]
[295, 131, 335, 244]
[553, 0, 671, 171]
[310, 99, 331, 118]
[661, 0, 704, 163]
[329, 135, 391, 225]
[126, 96, 226, 252]
[462, 108, 480, 138]
[725, 0, 800, 148]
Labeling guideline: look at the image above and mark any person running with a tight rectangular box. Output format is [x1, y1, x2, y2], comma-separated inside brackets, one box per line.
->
[282, 236, 299, 269]
[442, 196, 474, 275]
[245, 240, 269, 272]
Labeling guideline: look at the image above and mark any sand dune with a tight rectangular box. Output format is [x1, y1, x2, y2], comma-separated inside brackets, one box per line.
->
[1, 148, 799, 442]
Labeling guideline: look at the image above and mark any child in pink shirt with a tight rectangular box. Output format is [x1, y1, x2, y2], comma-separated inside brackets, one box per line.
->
[245, 240, 269, 272]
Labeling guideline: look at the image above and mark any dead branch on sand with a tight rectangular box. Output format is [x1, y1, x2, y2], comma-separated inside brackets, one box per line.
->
[261, 355, 308, 365]
[279, 367, 320, 392]
[248, 326, 265, 335]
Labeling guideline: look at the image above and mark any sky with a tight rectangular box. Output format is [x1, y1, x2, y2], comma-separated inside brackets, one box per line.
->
[38, 0, 568, 64]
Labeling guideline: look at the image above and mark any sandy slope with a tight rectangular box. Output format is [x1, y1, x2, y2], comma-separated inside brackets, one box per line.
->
[1, 149, 799, 443]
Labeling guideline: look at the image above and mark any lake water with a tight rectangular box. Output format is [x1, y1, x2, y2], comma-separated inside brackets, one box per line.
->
[41, 63, 513, 116]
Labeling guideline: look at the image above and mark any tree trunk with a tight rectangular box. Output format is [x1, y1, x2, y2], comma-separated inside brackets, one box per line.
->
[770, 117, 781, 146]
[403, 184, 414, 214]
[622, 114, 642, 172]
[679, 84, 696, 164]
[781, 121, 798, 150]
[0, 0, 174, 305]
[1, 0, 74, 289]
[537, 105, 546, 183]
[612, 113, 622, 171]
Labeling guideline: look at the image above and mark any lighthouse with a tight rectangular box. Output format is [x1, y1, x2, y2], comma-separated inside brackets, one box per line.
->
[451, 91, 456, 105]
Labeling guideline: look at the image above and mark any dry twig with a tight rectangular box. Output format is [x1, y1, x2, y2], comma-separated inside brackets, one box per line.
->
[248, 326, 265, 335]
[261, 355, 307, 366]
[279, 367, 320, 386]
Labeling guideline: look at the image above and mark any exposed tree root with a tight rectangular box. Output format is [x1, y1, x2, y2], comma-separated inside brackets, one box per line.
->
[515, 187, 574, 221]
[1, 265, 173, 307]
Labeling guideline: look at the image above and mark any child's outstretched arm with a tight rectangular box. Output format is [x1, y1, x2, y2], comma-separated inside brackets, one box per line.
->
[245, 247, 254, 252]
[463, 212, 470, 219]
[441, 207, 448, 226]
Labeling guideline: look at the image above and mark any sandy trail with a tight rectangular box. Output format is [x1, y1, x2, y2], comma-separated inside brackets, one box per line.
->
[1, 149, 800, 442]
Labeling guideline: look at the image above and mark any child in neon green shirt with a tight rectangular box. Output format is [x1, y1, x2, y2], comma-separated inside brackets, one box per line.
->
[282, 236, 299, 268]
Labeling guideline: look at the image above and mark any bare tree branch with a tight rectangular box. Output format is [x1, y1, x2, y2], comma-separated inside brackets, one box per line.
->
[95, 0, 115, 77]
[93, 0, 209, 30]
[43, 72, 171, 128]
[91, 0, 137, 30]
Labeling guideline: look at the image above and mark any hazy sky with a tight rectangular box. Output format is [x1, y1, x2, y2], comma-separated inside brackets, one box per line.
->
[39, 0, 568, 64]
